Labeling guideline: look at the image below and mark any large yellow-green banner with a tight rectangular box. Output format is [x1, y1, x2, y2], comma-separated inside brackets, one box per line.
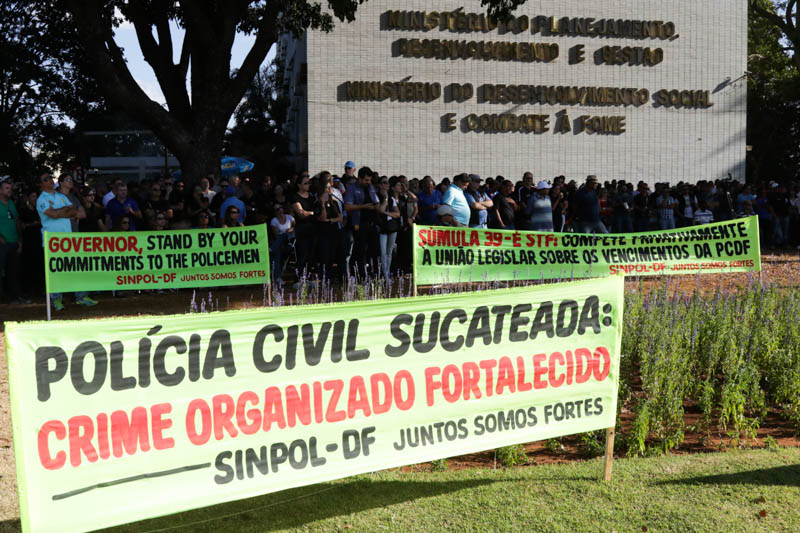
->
[44, 225, 270, 292]
[413, 217, 761, 285]
[7, 277, 622, 533]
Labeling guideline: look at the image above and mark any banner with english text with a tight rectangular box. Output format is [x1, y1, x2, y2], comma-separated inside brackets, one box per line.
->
[7, 277, 622, 533]
[412, 217, 761, 285]
[43, 225, 270, 293]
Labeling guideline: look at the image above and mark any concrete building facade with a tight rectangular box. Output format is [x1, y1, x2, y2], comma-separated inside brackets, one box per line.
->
[280, 0, 747, 184]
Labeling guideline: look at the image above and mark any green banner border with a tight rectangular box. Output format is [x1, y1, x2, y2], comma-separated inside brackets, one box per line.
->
[413, 217, 762, 286]
[7, 277, 623, 533]
[43, 225, 271, 293]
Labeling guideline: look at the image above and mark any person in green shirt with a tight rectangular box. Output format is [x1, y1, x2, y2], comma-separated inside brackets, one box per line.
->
[0, 176, 30, 304]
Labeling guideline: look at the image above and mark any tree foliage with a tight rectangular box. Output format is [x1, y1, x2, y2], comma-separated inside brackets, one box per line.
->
[748, 0, 800, 179]
[0, 1, 100, 176]
[62, 0, 366, 184]
[750, 1, 800, 70]
[225, 63, 292, 177]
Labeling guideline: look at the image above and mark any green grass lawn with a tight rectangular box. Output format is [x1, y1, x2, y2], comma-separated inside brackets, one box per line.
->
[119, 448, 800, 533]
[2, 448, 798, 533]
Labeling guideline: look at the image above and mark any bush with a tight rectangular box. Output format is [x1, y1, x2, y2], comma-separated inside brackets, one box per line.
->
[495, 444, 528, 467]
[622, 282, 800, 456]
[430, 458, 448, 472]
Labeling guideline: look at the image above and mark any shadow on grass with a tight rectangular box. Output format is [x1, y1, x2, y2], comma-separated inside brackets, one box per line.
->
[0, 477, 500, 533]
[659, 464, 800, 487]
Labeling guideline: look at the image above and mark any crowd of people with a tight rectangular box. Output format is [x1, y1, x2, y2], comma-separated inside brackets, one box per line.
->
[1, 165, 799, 305]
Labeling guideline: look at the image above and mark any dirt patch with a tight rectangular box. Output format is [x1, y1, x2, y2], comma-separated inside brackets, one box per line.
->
[0, 334, 17, 521]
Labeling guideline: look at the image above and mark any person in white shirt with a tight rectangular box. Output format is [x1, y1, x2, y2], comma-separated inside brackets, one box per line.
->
[102, 178, 122, 207]
[269, 204, 295, 284]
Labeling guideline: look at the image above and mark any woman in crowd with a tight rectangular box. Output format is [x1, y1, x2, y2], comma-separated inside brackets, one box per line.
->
[186, 184, 208, 223]
[114, 214, 132, 231]
[194, 209, 211, 229]
[269, 203, 295, 284]
[377, 176, 401, 280]
[153, 210, 169, 230]
[222, 206, 243, 228]
[291, 174, 315, 275]
[396, 178, 418, 272]
[525, 181, 554, 231]
[272, 182, 288, 207]
[315, 172, 344, 278]
[79, 187, 106, 232]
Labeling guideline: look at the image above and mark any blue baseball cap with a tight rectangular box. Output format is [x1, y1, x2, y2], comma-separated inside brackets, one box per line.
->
[344, 161, 355, 169]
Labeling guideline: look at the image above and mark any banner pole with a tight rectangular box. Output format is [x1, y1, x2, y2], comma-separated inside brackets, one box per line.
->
[412, 223, 418, 297]
[267, 282, 273, 306]
[603, 427, 615, 481]
[45, 293, 51, 322]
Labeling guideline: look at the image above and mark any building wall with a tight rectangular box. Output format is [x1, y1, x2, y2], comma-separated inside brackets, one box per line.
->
[301, 0, 746, 184]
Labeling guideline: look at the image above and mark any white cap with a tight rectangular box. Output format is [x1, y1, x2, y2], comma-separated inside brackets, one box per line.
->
[536, 180, 551, 190]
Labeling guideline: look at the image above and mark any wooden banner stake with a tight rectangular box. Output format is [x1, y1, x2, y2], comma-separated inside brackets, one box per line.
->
[603, 427, 615, 481]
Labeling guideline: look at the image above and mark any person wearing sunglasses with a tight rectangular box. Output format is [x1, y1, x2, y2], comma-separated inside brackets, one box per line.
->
[222, 206, 243, 228]
[291, 174, 315, 275]
[36, 172, 97, 309]
[194, 209, 212, 229]
[0, 176, 30, 304]
[220, 185, 245, 225]
[79, 187, 107, 232]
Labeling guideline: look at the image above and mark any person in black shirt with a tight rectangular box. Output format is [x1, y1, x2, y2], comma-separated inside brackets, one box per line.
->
[79, 187, 106, 232]
[315, 172, 344, 279]
[18, 189, 44, 294]
[769, 182, 791, 247]
[142, 183, 170, 229]
[632, 183, 651, 232]
[291, 174, 316, 276]
[550, 182, 569, 232]
[516, 171, 535, 230]
[491, 179, 517, 230]
[169, 180, 186, 225]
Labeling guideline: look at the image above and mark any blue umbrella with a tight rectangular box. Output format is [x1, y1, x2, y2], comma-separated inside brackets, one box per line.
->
[171, 156, 254, 178]
[220, 156, 254, 176]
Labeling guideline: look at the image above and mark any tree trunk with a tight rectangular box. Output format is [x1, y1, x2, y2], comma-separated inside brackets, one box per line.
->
[173, 134, 224, 186]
